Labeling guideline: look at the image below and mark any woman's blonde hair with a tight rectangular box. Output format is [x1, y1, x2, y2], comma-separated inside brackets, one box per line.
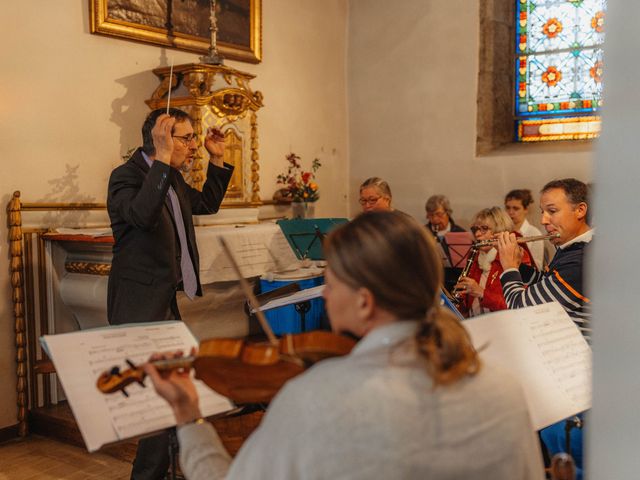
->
[323, 211, 480, 386]
[472, 206, 514, 233]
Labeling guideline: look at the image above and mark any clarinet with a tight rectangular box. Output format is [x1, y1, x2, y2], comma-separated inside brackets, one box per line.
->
[451, 245, 479, 309]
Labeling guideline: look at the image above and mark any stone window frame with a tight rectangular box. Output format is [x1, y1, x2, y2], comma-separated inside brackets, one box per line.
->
[477, 0, 516, 155]
[476, 0, 595, 155]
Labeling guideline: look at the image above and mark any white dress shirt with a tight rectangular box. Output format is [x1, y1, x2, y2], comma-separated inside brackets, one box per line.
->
[519, 219, 544, 270]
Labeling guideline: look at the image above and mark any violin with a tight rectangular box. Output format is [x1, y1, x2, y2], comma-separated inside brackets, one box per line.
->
[96, 238, 357, 404]
[97, 331, 355, 404]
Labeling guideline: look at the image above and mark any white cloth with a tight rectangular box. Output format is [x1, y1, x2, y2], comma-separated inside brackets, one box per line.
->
[178, 321, 544, 480]
[519, 219, 544, 270]
[471, 249, 497, 316]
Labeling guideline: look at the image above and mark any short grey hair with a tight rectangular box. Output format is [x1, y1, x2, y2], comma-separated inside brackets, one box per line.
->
[425, 195, 452, 215]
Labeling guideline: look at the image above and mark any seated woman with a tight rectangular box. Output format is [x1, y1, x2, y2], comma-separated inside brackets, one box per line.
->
[145, 211, 544, 480]
[358, 177, 393, 212]
[425, 194, 466, 238]
[456, 207, 534, 317]
[504, 189, 544, 270]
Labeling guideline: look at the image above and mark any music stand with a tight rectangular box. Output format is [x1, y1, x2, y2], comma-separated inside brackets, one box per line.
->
[277, 218, 348, 260]
[443, 232, 475, 268]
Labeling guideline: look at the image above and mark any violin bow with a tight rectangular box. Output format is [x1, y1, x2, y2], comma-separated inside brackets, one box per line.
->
[219, 237, 279, 346]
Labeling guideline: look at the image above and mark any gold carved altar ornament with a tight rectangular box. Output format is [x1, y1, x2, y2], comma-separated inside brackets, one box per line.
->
[146, 63, 264, 205]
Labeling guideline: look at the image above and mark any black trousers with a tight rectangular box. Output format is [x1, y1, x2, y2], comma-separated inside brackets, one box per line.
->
[130, 294, 181, 480]
[131, 432, 170, 480]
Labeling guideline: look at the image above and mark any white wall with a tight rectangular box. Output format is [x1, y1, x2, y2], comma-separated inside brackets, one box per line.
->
[0, 0, 349, 429]
[347, 0, 593, 226]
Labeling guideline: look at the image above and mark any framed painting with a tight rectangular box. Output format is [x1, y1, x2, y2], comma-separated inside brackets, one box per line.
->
[90, 0, 262, 64]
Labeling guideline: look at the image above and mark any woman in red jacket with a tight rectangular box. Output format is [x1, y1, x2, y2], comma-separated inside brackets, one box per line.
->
[455, 207, 534, 317]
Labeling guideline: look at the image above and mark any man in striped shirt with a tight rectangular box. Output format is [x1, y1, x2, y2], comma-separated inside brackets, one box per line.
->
[496, 178, 592, 341]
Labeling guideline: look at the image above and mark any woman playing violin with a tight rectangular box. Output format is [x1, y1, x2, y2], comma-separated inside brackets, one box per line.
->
[145, 211, 544, 480]
[455, 207, 534, 317]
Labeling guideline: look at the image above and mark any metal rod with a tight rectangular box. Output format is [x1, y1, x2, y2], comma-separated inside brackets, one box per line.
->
[473, 232, 560, 248]
[219, 237, 278, 346]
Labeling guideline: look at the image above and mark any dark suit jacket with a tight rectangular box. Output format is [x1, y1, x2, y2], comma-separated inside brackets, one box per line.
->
[106, 148, 233, 324]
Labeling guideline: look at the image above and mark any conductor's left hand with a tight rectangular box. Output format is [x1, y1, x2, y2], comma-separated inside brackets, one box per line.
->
[143, 348, 202, 425]
[204, 127, 225, 166]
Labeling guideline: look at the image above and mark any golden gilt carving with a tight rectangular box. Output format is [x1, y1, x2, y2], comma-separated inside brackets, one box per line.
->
[187, 107, 206, 189]
[250, 111, 261, 204]
[146, 63, 264, 203]
[65, 262, 111, 276]
[8, 191, 28, 436]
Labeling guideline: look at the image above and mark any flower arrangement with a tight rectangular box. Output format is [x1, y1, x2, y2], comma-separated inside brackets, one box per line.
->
[276, 153, 321, 202]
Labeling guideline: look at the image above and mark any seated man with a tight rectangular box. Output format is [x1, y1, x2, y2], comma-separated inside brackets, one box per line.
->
[497, 178, 592, 479]
[496, 178, 592, 341]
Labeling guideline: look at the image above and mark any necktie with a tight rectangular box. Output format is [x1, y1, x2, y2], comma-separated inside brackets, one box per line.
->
[167, 186, 197, 299]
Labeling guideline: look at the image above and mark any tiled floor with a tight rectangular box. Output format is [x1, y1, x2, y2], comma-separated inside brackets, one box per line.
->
[0, 435, 131, 480]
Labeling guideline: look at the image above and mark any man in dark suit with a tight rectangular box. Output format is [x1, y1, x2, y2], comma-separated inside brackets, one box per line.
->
[107, 108, 233, 479]
[107, 108, 232, 324]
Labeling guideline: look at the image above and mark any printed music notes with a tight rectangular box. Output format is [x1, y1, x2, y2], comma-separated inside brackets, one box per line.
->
[41, 321, 232, 451]
[463, 302, 591, 430]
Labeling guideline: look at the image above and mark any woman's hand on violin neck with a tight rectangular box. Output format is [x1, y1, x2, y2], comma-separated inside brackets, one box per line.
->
[143, 350, 202, 425]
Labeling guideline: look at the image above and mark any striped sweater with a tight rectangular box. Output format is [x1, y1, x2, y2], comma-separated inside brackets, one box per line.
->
[500, 241, 591, 341]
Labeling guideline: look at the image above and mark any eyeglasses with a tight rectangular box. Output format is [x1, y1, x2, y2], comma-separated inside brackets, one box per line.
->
[359, 196, 382, 206]
[427, 210, 447, 219]
[172, 134, 197, 145]
[470, 225, 491, 234]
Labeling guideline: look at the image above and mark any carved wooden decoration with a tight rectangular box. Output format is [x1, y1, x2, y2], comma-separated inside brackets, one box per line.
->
[8, 191, 28, 436]
[147, 62, 264, 205]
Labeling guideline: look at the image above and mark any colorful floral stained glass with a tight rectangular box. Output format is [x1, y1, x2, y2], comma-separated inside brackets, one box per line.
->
[515, 0, 606, 142]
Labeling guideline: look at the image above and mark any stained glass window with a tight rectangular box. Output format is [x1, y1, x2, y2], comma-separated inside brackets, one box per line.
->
[515, 0, 606, 142]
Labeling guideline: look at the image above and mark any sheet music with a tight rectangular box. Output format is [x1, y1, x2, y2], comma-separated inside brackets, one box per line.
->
[463, 302, 591, 430]
[252, 285, 326, 313]
[196, 224, 299, 282]
[41, 322, 233, 452]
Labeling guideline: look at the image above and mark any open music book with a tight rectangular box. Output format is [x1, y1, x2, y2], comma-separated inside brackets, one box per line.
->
[40, 321, 233, 452]
[463, 302, 591, 430]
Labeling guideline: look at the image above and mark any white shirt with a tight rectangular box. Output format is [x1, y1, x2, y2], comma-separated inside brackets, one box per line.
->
[471, 249, 497, 316]
[178, 321, 544, 480]
[519, 219, 544, 270]
[559, 228, 594, 250]
[436, 222, 451, 238]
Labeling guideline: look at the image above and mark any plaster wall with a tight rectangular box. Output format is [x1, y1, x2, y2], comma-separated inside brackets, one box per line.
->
[0, 0, 349, 429]
[347, 0, 593, 227]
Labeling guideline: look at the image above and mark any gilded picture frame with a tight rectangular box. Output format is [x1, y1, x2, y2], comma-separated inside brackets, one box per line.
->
[90, 0, 262, 64]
